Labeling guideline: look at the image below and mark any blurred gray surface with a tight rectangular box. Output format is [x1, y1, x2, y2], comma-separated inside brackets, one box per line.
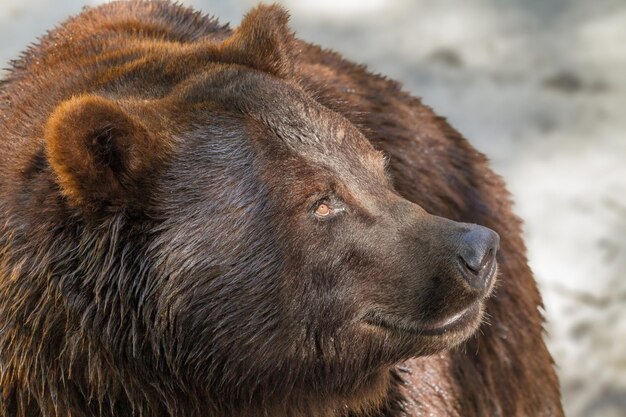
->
[1, 1, 625, 416]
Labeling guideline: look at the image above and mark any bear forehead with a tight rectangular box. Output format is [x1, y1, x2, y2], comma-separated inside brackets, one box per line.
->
[174, 66, 388, 182]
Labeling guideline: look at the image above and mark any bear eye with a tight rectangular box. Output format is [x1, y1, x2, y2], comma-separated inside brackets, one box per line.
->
[315, 203, 331, 217]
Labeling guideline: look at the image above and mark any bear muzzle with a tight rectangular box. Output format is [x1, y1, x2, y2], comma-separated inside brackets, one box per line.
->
[360, 211, 500, 343]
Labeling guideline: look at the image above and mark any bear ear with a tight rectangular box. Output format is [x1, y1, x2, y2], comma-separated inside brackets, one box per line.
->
[45, 95, 162, 210]
[219, 4, 297, 78]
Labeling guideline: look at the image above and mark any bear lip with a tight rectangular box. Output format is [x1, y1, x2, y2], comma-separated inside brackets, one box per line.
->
[362, 303, 481, 337]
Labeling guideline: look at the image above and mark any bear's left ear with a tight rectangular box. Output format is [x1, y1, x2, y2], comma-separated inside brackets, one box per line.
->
[45, 95, 166, 211]
[219, 4, 297, 78]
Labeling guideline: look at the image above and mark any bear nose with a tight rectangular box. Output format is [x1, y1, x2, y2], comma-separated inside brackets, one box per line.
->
[457, 225, 500, 291]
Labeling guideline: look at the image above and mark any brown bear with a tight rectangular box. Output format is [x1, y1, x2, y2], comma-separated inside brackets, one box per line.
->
[0, 2, 563, 417]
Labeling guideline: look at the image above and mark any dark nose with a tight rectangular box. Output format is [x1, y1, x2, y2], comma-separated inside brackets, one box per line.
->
[458, 225, 500, 290]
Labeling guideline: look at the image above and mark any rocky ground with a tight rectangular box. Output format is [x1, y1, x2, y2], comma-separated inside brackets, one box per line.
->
[1, 1, 624, 416]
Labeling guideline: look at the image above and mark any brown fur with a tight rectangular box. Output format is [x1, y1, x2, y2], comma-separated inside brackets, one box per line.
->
[45, 95, 171, 211]
[0, 2, 563, 417]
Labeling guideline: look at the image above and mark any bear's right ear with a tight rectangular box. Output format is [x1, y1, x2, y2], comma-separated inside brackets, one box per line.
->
[45, 95, 165, 211]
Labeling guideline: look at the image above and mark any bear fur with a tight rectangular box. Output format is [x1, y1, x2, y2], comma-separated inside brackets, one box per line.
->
[0, 2, 563, 417]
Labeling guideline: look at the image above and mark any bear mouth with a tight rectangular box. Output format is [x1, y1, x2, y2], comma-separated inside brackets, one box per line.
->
[362, 303, 482, 337]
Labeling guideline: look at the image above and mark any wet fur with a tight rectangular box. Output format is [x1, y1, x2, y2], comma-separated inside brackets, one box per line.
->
[0, 2, 563, 417]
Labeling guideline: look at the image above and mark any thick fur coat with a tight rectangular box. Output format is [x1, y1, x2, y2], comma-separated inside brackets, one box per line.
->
[0, 2, 563, 416]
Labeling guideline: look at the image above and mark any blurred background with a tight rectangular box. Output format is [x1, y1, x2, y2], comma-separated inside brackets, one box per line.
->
[1, 0, 624, 416]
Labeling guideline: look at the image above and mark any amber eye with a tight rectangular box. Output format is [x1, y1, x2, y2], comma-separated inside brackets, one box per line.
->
[315, 203, 331, 217]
